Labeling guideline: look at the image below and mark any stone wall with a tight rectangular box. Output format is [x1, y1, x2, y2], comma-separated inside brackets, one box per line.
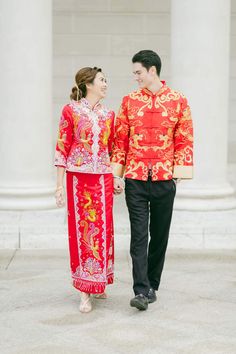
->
[52, 0, 171, 144]
[52, 0, 236, 162]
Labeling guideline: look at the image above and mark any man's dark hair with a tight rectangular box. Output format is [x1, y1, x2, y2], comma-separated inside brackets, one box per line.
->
[132, 50, 162, 76]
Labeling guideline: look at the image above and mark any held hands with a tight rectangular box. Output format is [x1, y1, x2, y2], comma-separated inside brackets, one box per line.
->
[113, 176, 124, 195]
[55, 186, 65, 207]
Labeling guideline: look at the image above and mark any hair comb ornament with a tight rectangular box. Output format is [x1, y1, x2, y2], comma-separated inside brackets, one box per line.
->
[76, 83, 79, 101]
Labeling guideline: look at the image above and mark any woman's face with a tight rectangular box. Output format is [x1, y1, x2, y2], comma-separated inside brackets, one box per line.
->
[86, 72, 107, 99]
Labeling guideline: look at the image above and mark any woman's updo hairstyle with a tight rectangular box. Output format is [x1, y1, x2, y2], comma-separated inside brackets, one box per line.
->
[70, 67, 102, 101]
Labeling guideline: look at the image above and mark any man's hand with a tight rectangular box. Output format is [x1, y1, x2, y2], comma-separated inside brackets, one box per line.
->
[114, 177, 124, 195]
[173, 178, 181, 185]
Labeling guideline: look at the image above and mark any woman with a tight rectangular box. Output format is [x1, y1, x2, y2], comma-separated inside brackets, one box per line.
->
[54, 67, 115, 313]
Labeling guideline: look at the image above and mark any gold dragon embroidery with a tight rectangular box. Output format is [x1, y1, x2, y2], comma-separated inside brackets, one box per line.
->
[129, 91, 153, 117]
[80, 220, 101, 260]
[101, 119, 111, 145]
[57, 134, 66, 152]
[83, 191, 97, 222]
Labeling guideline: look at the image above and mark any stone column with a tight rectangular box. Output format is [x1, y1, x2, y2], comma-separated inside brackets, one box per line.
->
[0, 0, 55, 209]
[171, 0, 236, 210]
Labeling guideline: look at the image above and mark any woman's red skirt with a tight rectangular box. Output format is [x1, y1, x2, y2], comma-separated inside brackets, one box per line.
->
[66, 172, 114, 294]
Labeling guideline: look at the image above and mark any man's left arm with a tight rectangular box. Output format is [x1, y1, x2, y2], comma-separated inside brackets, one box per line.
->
[173, 96, 194, 179]
[111, 96, 129, 177]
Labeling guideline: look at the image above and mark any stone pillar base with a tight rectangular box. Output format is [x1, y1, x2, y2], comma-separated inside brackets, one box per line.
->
[0, 186, 56, 210]
[0, 200, 236, 250]
[175, 184, 236, 211]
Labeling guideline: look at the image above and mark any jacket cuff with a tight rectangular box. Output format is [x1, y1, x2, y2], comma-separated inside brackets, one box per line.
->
[54, 151, 66, 167]
[173, 165, 193, 179]
[111, 163, 125, 177]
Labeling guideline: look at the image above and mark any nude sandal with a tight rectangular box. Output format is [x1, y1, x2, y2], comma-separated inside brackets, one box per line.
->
[93, 292, 107, 299]
[79, 293, 92, 313]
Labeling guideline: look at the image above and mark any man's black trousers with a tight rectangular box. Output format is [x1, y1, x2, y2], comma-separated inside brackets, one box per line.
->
[125, 177, 176, 296]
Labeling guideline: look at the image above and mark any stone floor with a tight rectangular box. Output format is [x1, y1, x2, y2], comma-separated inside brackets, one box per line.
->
[1, 249, 236, 354]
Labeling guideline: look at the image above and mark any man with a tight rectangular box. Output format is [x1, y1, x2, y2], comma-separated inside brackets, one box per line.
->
[111, 50, 193, 311]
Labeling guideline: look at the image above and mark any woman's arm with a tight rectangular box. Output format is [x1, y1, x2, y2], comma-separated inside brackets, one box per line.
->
[55, 166, 66, 208]
[56, 166, 65, 189]
[54, 105, 73, 207]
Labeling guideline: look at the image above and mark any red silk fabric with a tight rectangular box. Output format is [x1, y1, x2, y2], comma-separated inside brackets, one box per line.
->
[66, 172, 114, 294]
[111, 83, 193, 181]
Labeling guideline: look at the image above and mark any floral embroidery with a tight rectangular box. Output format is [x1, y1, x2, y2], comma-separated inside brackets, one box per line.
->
[54, 150, 66, 167]
[54, 98, 114, 174]
[83, 257, 102, 276]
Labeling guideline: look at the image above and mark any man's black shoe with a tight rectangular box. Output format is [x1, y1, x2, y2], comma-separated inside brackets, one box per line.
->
[130, 294, 148, 311]
[147, 288, 157, 303]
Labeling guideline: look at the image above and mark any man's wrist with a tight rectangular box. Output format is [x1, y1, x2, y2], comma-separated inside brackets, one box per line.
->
[173, 178, 181, 184]
[113, 175, 124, 181]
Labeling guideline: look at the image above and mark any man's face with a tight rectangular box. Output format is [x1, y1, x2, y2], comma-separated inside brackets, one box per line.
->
[132, 62, 155, 89]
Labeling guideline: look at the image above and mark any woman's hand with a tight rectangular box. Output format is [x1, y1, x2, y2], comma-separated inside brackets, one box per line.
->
[113, 176, 124, 195]
[55, 186, 65, 207]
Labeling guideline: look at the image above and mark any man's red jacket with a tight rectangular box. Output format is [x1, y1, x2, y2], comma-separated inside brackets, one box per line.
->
[111, 83, 193, 181]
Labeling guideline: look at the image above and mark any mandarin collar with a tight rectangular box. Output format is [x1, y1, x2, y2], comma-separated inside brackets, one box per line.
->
[142, 80, 167, 97]
[73, 98, 102, 111]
